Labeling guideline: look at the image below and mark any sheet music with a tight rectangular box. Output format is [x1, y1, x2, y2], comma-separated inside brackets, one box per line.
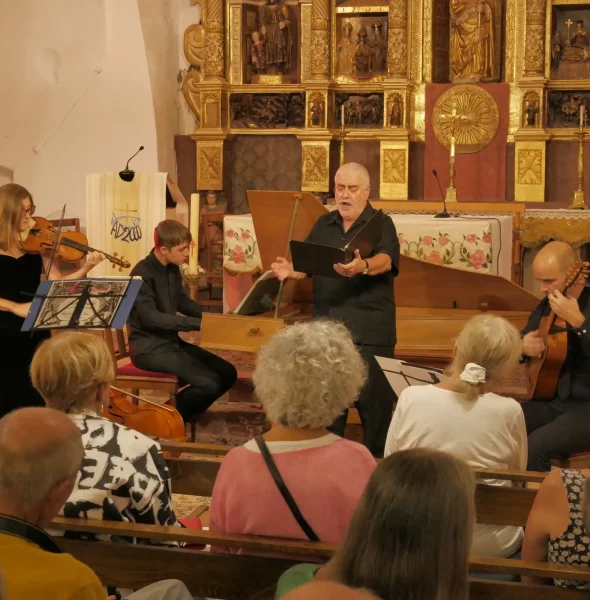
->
[375, 357, 447, 397]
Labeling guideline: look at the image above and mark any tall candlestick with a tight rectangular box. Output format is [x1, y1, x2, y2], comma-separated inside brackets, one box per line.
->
[188, 193, 200, 274]
[450, 135, 456, 158]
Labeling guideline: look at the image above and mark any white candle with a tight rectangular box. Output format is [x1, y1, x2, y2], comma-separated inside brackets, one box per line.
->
[189, 193, 200, 273]
[581, 105, 585, 132]
[450, 134, 456, 158]
[341, 105, 345, 126]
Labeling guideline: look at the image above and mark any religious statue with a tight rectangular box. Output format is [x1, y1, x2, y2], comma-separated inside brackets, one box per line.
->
[389, 95, 403, 127]
[571, 20, 589, 48]
[336, 22, 355, 77]
[310, 97, 325, 127]
[354, 30, 372, 78]
[260, 0, 293, 75]
[370, 22, 386, 73]
[199, 191, 227, 251]
[523, 101, 539, 128]
[250, 31, 266, 74]
[450, 0, 495, 83]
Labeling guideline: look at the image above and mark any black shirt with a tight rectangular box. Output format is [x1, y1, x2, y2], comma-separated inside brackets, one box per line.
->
[305, 203, 400, 346]
[128, 250, 202, 355]
[521, 286, 590, 402]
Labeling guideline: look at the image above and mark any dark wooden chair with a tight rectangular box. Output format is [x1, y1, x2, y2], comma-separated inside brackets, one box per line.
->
[199, 212, 225, 309]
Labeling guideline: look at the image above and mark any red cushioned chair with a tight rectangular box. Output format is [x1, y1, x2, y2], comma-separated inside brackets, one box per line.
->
[103, 327, 179, 407]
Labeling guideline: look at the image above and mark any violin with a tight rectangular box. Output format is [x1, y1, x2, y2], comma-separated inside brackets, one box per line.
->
[104, 386, 186, 457]
[23, 216, 130, 270]
[526, 259, 590, 400]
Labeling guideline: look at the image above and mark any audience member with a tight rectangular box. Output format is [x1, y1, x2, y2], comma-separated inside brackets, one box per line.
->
[30, 332, 180, 539]
[385, 314, 527, 558]
[210, 320, 375, 544]
[0, 407, 193, 600]
[282, 582, 379, 600]
[276, 448, 474, 600]
[522, 467, 590, 588]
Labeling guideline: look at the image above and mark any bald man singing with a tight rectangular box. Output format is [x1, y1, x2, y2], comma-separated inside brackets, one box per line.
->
[521, 241, 590, 471]
[272, 163, 400, 458]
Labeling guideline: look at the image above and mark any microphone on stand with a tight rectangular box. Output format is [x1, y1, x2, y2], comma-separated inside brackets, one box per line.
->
[432, 169, 450, 219]
[119, 146, 145, 182]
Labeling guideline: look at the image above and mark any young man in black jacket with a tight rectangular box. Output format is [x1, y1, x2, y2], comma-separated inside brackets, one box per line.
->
[128, 220, 237, 425]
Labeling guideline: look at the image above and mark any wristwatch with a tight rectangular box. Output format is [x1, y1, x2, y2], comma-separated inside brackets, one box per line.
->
[362, 260, 369, 275]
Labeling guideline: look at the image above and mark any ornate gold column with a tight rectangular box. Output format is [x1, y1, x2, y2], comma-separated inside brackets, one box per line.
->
[204, 0, 225, 81]
[311, 0, 330, 81]
[523, 0, 546, 77]
[387, 0, 408, 79]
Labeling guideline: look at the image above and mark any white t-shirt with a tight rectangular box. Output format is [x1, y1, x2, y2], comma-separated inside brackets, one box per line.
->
[385, 385, 528, 558]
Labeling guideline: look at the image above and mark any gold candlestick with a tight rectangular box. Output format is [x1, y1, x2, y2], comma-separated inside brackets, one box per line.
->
[445, 108, 458, 202]
[570, 128, 587, 210]
[339, 121, 346, 167]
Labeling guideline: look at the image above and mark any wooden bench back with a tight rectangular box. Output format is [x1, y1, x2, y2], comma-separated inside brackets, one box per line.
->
[51, 517, 590, 600]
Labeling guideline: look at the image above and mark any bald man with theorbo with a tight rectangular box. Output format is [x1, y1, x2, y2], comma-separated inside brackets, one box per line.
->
[521, 241, 590, 471]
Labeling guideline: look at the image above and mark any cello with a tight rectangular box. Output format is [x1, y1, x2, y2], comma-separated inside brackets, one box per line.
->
[526, 259, 590, 400]
[23, 216, 130, 270]
[105, 387, 186, 456]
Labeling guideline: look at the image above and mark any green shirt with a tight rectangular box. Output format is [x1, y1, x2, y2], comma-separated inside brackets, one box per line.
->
[275, 563, 320, 599]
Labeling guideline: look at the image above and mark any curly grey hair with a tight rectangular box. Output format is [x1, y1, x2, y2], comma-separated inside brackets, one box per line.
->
[252, 320, 367, 429]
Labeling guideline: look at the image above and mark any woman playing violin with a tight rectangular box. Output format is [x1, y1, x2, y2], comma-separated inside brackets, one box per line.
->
[0, 183, 104, 418]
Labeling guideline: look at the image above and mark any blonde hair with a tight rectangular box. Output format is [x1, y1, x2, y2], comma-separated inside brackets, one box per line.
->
[252, 320, 367, 429]
[30, 332, 115, 413]
[452, 314, 522, 401]
[0, 183, 33, 251]
[331, 448, 474, 600]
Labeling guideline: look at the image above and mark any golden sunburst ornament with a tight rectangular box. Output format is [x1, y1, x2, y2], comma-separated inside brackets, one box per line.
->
[432, 85, 500, 154]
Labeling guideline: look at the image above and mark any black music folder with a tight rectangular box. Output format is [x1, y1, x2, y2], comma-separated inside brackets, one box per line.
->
[290, 210, 385, 278]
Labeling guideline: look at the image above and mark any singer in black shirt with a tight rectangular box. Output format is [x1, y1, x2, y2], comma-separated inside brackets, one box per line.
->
[128, 220, 237, 427]
[520, 241, 590, 471]
[271, 163, 400, 457]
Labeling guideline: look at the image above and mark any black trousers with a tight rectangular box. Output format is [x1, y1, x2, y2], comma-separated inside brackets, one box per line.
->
[132, 340, 237, 422]
[523, 398, 590, 471]
[328, 344, 396, 458]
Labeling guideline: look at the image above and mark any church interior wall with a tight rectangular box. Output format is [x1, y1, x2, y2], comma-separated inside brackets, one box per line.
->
[1, 0, 160, 226]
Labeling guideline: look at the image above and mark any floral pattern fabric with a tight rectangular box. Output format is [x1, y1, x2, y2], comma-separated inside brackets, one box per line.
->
[223, 214, 263, 275]
[223, 214, 501, 276]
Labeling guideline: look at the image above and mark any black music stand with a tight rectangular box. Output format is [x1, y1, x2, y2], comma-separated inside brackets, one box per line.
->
[375, 357, 447, 397]
[21, 277, 143, 331]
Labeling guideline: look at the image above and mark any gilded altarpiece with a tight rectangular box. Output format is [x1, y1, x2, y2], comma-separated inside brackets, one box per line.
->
[180, 0, 590, 207]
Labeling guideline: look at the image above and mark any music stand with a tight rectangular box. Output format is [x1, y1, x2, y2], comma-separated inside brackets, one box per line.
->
[375, 357, 447, 397]
[21, 277, 143, 331]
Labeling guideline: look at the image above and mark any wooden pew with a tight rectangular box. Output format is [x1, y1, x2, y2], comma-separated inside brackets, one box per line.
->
[51, 517, 590, 600]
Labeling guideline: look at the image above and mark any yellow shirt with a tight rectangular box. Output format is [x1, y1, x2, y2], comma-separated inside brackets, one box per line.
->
[0, 533, 105, 600]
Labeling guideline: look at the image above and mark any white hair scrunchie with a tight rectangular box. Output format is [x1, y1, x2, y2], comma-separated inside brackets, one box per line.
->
[459, 363, 486, 385]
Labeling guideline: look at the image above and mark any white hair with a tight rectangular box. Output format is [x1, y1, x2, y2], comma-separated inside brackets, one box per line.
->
[253, 320, 367, 428]
[335, 162, 370, 190]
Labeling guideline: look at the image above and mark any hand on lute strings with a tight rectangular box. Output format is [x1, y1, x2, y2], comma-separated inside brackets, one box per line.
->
[522, 330, 545, 358]
[548, 290, 585, 328]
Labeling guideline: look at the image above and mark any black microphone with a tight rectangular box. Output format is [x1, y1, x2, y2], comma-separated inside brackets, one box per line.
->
[432, 169, 450, 219]
[119, 146, 145, 182]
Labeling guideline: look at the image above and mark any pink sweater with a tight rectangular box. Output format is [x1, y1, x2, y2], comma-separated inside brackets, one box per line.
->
[209, 434, 376, 543]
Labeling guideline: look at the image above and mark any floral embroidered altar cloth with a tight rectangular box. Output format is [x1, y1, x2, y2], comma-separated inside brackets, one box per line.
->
[223, 213, 512, 278]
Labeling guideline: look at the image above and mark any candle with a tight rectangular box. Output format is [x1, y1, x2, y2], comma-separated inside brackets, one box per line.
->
[188, 193, 200, 274]
[581, 105, 585, 132]
[450, 134, 456, 158]
[341, 105, 345, 127]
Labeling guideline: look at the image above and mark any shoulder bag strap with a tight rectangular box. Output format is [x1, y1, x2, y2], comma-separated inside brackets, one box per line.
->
[254, 435, 319, 542]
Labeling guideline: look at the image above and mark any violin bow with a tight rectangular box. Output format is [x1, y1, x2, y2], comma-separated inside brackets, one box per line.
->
[43, 204, 66, 280]
[110, 385, 176, 411]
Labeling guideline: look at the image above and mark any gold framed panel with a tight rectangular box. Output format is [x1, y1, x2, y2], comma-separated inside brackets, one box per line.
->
[197, 140, 224, 190]
[514, 141, 546, 203]
[380, 140, 409, 199]
[301, 141, 330, 191]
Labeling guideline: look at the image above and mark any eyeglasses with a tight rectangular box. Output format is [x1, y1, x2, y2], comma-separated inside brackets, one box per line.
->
[23, 205, 36, 217]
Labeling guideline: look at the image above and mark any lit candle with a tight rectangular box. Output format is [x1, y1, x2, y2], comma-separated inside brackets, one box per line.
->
[188, 193, 200, 274]
[450, 134, 456, 158]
